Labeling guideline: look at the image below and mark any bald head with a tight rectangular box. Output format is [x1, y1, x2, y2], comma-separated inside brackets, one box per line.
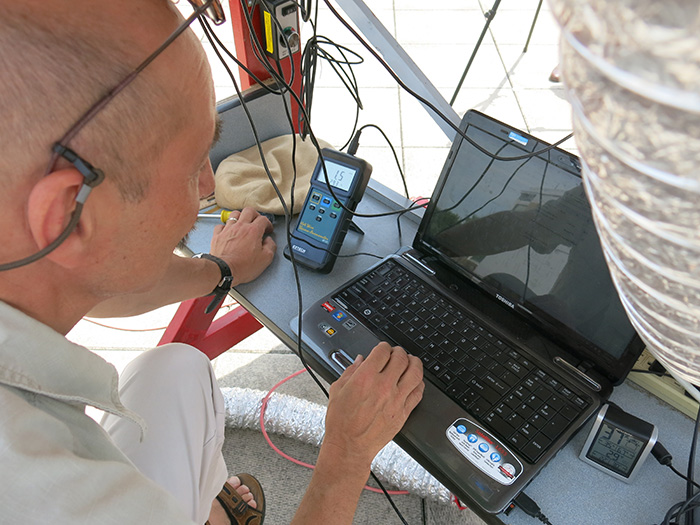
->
[0, 0, 208, 201]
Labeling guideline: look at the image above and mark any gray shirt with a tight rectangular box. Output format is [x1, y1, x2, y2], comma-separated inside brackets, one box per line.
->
[0, 301, 195, 524]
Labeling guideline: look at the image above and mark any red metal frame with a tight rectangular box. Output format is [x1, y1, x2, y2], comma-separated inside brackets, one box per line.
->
[159, 296, 262, 360]
[228, 0, 304, 131]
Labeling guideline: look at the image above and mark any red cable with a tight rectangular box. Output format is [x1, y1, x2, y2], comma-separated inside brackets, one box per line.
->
[452, 495, 469, 510]
[259, 369, 409, 495]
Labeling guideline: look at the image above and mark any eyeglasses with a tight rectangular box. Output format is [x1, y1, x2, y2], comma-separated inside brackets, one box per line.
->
[190, 0, 226, 26]
[0, 0, 225, 271]
[55, 0, 225, 172]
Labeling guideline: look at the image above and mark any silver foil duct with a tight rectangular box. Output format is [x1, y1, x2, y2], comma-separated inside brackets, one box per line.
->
[221, 387, 452, 504]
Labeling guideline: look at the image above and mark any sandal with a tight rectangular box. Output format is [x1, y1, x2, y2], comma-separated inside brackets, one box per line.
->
[206, 473, 266, 525]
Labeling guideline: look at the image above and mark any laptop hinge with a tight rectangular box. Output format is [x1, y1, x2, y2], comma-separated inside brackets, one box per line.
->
[554, 356, 602, 392]
[403, 252, 436, 276]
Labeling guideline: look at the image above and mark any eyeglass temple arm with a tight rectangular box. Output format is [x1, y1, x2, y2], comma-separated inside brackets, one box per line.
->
[56, 6, 209, 149]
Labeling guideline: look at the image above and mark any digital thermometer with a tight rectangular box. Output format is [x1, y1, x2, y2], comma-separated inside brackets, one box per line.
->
[579, 403, 657, 483]
[284, 149, 372, 273]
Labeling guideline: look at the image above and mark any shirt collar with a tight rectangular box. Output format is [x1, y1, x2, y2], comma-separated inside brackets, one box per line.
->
[0, 301, 145, 433]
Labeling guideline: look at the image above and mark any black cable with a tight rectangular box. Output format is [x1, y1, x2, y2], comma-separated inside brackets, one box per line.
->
[220, 2, 426, 222]
[687, 403, 700, 523]
[299, 0, 312, 22]
[237, 0, 297, 88]
[204, 17, 412, 524]
[300, 34, 363, 145]
[320, 0, 574, 162]
[352, 124, 409, 199]
[630, 368, 671, 378]
[201, 17, 330, 400]
[396, 198, 429, 247]
[662, 492, 700, 525]
[513, 492, 553, 525]
[652, 442, 700, 491]
[370, 471, 409, 525]
[255, 0, 298, 87]
[288, 231, 381, 260]
[433, 140, 511, 218]
[522, 150, 550, 303]
[654, 406, 700, 524]
[230, 0, 574, 229]
[672, 464, 700, 492]
[200, 19, 288, 95]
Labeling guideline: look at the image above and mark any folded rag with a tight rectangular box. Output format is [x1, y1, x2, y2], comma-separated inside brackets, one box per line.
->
[214, 134, 333, 215]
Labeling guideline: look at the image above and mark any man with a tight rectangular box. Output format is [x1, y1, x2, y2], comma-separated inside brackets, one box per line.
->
[0, 1, 424, 524]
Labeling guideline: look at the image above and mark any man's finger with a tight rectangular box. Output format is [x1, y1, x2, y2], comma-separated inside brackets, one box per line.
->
[225, 209, 243, 222]
[252, 213, 274, 234]
[380, 346, 411, 379]
[262, 236, 277, 253]
[360, 342, 394, 373]
[397, 354, 423, 392]
[404, 380, 425, 413]
[333, 354, 364, 389]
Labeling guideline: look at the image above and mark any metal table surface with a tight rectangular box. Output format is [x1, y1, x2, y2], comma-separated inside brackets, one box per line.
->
[187, 181, 697, 525]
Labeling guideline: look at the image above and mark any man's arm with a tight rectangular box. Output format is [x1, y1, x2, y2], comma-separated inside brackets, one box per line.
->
[291, 343, 424, 525]
[88, 208, 275, 318]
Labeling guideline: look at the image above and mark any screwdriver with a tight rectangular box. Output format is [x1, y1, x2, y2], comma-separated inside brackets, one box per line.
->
[197, 210, 234, 223]
[197, 210, 276, 225]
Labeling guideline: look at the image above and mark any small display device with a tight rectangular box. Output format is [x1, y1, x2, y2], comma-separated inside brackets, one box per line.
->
[579, 403, 658, 483]
[284, 149, 372, 273]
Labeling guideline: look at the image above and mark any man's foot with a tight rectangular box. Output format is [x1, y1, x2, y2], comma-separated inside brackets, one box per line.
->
[207, 475, 265, 525]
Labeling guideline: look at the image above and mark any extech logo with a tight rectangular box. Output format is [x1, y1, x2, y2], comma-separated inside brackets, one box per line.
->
[496, 293, 515, 309]
[292, 244, 307, 254]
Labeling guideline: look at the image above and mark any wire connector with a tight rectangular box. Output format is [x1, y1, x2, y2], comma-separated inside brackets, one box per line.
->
[652, 441, 673, 466]
[347, 129, 362, 155]
[513, 492, 553, 524]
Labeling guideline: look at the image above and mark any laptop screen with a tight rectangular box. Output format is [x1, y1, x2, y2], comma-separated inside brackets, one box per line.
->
[415, 111, 640, 378]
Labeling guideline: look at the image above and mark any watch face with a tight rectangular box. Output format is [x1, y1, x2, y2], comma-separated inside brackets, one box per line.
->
[586, 421, 644, 477]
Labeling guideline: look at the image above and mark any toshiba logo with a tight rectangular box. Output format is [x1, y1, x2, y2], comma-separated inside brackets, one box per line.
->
[292, 244, 307, 254]
[496, 293, 515, 309]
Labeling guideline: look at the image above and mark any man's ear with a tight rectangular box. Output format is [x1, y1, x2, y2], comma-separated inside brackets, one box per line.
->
[26, 169, 95, 268]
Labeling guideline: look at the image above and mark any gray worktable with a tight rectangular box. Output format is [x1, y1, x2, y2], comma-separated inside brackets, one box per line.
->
[187, 180, 697, 525]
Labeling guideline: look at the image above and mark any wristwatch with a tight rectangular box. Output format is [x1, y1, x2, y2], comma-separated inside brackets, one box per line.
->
[193, 253, 233, 314]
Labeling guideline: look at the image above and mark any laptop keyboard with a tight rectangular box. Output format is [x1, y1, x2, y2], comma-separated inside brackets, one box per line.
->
[333, 259, 590, 464]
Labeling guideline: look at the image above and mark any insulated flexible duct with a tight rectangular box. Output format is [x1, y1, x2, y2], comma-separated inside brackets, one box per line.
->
[221, 387, 452, 504]
[549, 0, 700, 386]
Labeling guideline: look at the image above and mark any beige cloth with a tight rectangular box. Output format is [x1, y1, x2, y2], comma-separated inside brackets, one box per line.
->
[214, 134, 333, 215]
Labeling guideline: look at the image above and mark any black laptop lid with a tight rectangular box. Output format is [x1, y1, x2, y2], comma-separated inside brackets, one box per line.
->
[413, 110, 643, 384]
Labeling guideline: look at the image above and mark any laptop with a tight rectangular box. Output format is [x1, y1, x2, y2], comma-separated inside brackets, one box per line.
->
[294, 110, 644, 514]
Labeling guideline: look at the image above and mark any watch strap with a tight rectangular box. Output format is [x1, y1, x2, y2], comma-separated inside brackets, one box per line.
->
[193, 253, 233, 314]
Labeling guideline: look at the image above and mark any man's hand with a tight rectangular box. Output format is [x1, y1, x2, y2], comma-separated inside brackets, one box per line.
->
[323, 342, 424, 471]
[291, 343, 423, 525]
[209, 207, 276, 286]
[87, 208, 275, 318]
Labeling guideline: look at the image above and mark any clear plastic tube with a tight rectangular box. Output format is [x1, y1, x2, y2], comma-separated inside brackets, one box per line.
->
[550, 0, 700, 383]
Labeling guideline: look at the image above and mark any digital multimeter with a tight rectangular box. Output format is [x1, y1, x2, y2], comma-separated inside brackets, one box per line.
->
[283, 148, 372, 273]
[579, 403, 658, 483]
